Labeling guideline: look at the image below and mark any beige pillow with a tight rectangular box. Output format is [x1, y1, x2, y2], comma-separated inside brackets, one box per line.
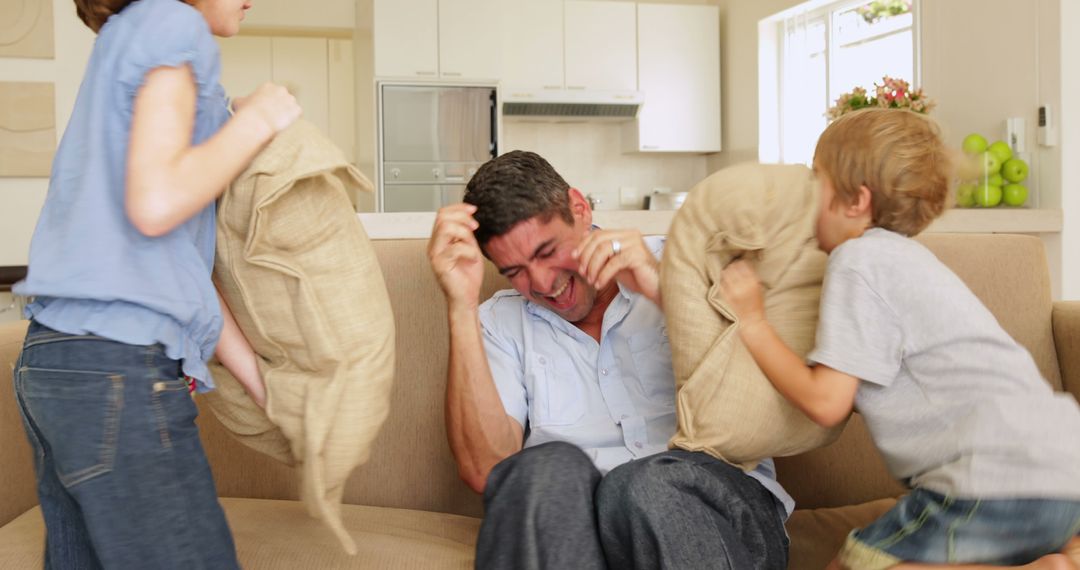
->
[662, 162, 845, 470]
[205, 120, 395, 555]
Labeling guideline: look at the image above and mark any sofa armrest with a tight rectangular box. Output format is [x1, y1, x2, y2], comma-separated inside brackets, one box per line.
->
[0, 320, 36, 526]
[1053, 301, 1080, 402]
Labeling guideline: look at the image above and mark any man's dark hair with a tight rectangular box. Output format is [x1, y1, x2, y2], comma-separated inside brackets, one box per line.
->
[463, 151, 573, 247]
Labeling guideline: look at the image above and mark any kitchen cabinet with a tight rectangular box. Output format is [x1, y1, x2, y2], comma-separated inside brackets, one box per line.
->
[501, 0, 636, 93]
[241, 0, 355, 30]
[500, 0, 563, 91]
[374, 0, 439, 78]
[374, 0, 501, 81]
[564, 1, 636, 91]
[218, 36, 355, 163]
[624, 3, 721, 153]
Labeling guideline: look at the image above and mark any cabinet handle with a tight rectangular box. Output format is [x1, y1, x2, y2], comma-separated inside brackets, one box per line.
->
[567, 85, 585, 90]
[543, 85, 561, 90]
[511, 92, 533, 98]
[443, 71, 462, 77]
[416, 71, 437, 76]
[642, 145, 660, 150]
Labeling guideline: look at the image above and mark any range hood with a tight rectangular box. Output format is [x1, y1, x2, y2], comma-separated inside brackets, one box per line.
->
[502, 89, 643, 120]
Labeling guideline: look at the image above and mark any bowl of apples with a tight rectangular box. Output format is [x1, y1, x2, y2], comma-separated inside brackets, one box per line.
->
[955, 133, 1029, 208]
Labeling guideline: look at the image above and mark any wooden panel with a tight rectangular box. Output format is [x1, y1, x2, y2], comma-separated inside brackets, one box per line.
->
[0, 82, 55, 177]
[0, 0, 54, 59]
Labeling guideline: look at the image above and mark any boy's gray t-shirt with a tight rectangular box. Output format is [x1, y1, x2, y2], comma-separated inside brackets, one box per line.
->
[807, 228, 1080, 500]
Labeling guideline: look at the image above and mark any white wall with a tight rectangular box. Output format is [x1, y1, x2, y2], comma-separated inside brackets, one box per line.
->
[1060, 0, 1080, 299]
[502, 120, 708, 210]
[0, 0, 93, 267]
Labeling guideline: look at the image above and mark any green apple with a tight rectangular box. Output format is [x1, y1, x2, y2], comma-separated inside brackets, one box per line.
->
[962, 133, 988, 155]
[973, 182, 1002, 207]
[956, 183, 977, 207]
[980, 152, 1002, 175]
[988, 140, 1013, 164]
[1003, 183, 1028, 206]
[1001, 158, 1029, 183]
[987, 173, 1004, 187]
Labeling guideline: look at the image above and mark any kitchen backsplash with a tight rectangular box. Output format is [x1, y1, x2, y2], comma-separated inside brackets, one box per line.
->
[502, 120, 709, 210]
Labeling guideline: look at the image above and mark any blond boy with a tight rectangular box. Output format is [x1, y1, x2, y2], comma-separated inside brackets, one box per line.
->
[720, 108, 1080, 569]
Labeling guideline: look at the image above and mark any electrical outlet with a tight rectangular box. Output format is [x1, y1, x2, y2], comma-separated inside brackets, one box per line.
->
[619, 186, 640, 208]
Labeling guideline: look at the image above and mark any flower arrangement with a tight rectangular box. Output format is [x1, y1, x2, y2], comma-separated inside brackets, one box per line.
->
[855, 0, 912, 24]
[826, 76, 935, 121]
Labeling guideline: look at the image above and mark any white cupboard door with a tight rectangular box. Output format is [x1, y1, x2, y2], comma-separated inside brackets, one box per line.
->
[216, 36, 273, 102]
[564, 1, 636, 91]
[636, 4, 720, 152]
[440, 0, 502, 80]
[328, 39, 356, 164]
[272, 37, 330, 135]
[374, 0, 439, 78]
[241, 0, 354, 30]
[500, 0, 563, 91]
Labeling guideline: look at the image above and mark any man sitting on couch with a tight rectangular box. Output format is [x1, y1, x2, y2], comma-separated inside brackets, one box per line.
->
[426, 150, 793, 569]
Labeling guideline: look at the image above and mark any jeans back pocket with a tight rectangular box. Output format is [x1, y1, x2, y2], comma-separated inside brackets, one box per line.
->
[16, 367, 124, 488]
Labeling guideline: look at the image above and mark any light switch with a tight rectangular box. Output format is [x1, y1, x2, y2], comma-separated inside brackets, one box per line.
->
[619, 186, 639, 208]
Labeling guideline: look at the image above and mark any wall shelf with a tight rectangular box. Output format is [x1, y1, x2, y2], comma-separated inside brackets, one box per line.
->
[927, 208, 1062, 234]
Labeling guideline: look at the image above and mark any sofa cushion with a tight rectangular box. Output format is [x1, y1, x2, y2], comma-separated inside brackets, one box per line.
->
[661, 162, 844, 469]
[0, 504, 41, 568]
[207, 120, 396, 554]
[786, 497, 897, 570]
[0, 496, 898, 570]
[0, 320, 35, 528]
[0, 498, 481, 569]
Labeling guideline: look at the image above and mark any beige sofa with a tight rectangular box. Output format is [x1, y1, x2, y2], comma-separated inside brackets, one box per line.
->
[1, 232, 1077, 569]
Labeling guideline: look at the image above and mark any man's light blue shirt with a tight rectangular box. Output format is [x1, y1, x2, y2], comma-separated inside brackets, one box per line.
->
[478, 236, 794, 517]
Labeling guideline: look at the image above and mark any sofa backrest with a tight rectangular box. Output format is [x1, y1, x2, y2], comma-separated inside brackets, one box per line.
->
[195, 232, 1060, 516]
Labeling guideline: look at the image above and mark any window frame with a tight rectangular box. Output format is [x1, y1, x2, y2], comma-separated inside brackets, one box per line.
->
[758, 0, 921, 165]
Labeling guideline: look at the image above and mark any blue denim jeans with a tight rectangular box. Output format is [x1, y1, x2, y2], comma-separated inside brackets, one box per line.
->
[840, 488, 1080, 569]
[13, 321, 239, 570]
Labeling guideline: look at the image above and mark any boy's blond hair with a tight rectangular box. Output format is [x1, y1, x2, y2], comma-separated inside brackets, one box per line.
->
[813, 108, 952, 237]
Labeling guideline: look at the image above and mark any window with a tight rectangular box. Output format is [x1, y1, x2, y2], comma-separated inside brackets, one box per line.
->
[759, 0, 918, 166]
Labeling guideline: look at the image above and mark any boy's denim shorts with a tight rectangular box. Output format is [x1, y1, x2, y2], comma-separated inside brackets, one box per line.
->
[838, 488, 1080, 569]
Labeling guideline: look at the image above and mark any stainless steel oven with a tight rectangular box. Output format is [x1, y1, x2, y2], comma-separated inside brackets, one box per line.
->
[378, 84, 497, 212]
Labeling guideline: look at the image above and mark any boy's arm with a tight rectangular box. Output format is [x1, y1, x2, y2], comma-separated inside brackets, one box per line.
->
[214, 287, 267, 408]
[720, 260, 858, 427]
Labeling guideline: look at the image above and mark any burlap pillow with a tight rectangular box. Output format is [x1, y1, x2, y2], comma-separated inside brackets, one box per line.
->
[205, 120, 395, 554]
[662, 162, 845, 470]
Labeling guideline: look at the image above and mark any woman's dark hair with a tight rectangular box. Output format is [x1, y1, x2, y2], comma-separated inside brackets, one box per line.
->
[463, 151, 573, 247]
[74, 0, 141, 33]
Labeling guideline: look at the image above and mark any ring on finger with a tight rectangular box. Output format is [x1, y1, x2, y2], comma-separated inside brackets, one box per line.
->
[610, 239, 622, 255]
